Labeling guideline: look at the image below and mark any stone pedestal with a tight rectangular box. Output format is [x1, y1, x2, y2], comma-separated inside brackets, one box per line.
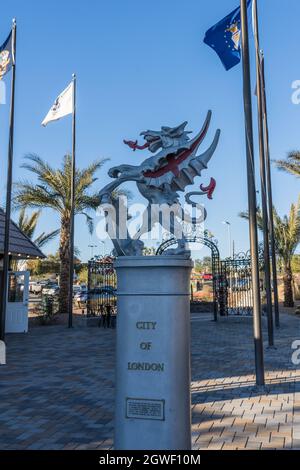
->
[114, 256, 193, 450]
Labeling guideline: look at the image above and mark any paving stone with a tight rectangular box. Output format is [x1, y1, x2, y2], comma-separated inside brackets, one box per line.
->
[245, 441, 262, 450]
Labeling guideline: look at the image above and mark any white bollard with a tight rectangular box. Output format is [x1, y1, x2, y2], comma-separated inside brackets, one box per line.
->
[0, 340, 6, 365]
[114, 256, 193, 450]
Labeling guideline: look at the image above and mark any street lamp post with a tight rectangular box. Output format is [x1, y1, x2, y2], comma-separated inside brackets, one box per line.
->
[100, 241, 105, 258]
[88, 244, 97, 259]
[222, 221, 232, 258]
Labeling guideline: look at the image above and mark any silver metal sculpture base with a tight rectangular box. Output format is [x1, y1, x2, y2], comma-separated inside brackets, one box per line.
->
[114, 256, 193, 450]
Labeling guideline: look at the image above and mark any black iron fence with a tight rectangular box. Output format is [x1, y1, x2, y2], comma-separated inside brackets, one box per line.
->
[86, 247, 266, 322]
[219, 251, 265, 316]
[87, 256, 117, 326]
[157, 236, 221, 319]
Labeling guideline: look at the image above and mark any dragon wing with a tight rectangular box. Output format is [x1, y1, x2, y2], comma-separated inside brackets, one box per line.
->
[143, 111, 220, 192]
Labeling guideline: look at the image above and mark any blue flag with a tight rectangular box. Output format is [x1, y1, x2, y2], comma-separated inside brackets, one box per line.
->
[0, 32, 13, 80]
[204, 0, 252, 71]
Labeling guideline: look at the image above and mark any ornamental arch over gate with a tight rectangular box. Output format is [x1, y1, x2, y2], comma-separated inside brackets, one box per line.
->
[156, 236, 221, 321]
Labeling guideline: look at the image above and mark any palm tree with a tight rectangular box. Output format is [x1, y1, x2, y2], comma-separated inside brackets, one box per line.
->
[17, 208, 59, 248]
[275, 151, 300, 178]
[14, 154, 107, 313]
[240, 198, 300, 307]
[11, 209, 60, 272]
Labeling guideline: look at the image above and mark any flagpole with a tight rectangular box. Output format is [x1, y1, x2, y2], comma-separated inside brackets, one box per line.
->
[68, 73, 76, 329]
[240, 0, 265, 385]
[253, 0, 274, 347]
[0, 19, 17, 343]
[260, 51, 280, 328]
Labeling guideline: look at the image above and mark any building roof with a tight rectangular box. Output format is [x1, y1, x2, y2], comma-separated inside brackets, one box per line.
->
[0, 209, 46, 259]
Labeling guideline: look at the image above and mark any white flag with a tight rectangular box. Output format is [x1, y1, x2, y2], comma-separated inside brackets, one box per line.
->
[42, 82, 73, 127]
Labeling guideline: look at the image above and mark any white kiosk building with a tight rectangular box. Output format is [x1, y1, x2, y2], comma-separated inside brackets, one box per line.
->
[0, 209, 45, 333]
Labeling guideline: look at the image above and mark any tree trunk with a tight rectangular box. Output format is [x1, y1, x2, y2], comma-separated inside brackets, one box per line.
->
[59, 217, 70, 314]
[283, 264, 294, 308]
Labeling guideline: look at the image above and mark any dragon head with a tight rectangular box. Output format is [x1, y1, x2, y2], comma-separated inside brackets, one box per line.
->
[140, 121, 191, 153]
[124, 121, 192, 154]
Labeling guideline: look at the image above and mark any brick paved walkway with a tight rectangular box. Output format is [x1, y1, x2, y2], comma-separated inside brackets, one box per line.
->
[0, 312, 299, 450]
[191, 314, 300, 450]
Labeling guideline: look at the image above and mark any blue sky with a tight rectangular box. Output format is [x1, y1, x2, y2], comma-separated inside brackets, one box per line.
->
[0, 0, 299, 261]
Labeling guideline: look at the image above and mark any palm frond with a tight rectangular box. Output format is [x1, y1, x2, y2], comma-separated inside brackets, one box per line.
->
[18, 208, 26, 229]
[34, 229, 60, 248]
[238, 208, 264, 232]
[79, 212, 94, 235]
[19, 210, 41, 239]
[22, 154, 68, 199]
[74, 246, 81, 258]
[13, 182, 64, 213]
[274, 151, 300, 177]
[239, 199, 300, 268]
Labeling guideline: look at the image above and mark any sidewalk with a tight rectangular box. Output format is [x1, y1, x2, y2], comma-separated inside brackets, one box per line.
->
[0, 311, 299, 450]
[191, 314, 300, 450]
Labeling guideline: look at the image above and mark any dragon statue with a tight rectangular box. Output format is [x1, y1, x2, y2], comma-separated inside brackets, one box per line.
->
[98, 110, 220, 256]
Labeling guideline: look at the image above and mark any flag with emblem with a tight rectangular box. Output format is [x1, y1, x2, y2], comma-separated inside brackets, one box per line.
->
[0, 32, 13, 80]
[203, 0, 252, 71]
[42, 81, 74, 126]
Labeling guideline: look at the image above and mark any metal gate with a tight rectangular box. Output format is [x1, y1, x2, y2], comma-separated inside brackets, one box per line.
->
[156, 236, 221, 320]
[87, 256, 117, 321]
[219, 251, 265, 316]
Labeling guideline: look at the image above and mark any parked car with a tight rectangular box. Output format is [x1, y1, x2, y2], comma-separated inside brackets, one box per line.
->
[231, 279, 249, 292]
[101, 285, 116, 292]
[29, 281, 42, 295]
[75, 286, 116, 309]
[74, 286, 88, 303]
[30, 280, 51, 295]
[42, 283, 60, 296]
[73, 285, 82, 297]
[75, 289, 88, 306]
[89, 286, 117, 311]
